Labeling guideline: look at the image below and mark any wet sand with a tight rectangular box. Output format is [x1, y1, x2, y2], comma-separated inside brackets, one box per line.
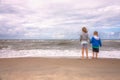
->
[0, 58, 120, 80]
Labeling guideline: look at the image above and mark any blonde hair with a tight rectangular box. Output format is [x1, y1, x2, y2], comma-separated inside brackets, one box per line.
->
[82, 27, 88, 33]
[94, 31, 98, 36]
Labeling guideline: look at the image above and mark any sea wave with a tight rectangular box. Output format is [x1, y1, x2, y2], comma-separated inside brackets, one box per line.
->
[0, 49, 120, 59]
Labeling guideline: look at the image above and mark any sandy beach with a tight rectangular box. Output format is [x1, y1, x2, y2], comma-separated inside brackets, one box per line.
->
[0, 58, 120, 80]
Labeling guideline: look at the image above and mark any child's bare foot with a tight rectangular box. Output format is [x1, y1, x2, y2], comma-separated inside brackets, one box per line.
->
[95, 57, 98, 59]
[81, 57, 84, 59]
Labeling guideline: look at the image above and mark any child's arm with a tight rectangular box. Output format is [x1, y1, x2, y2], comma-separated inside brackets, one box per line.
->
[99, 39, 102, 47]
[80, 35, 82, 42]
[87, 34, 90, 43]
[90, 37, 93, 44]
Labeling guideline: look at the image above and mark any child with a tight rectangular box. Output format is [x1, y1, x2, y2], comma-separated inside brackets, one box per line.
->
[80, 27, 89, 59]
[90, 31, 102, 59]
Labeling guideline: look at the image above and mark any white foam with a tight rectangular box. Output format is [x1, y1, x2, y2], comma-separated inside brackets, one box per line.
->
[0, 49, 120, 59]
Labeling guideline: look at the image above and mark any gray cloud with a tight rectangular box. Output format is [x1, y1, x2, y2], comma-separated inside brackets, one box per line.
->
[0, 0, 120, 39]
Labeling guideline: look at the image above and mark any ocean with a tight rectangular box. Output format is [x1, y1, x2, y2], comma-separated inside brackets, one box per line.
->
[0, 39, 120, 59]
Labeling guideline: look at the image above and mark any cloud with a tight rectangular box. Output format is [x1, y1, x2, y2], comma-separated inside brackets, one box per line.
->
[0, 0, 120, 39]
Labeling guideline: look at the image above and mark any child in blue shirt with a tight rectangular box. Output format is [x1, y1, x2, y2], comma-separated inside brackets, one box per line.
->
[90, 31, 102, 59]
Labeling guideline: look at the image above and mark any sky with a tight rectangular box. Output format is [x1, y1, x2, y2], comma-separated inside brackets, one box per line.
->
[0, 0, 120, 39]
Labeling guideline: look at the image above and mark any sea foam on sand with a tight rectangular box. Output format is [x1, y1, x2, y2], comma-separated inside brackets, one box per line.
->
[0, 49, 120, 59]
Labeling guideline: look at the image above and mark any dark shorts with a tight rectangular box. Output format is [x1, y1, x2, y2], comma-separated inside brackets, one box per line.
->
[92, 48, 99, 52]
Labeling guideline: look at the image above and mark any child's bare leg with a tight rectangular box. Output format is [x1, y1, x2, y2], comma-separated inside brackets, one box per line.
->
[86, 48, 88, 59]
[96, 53, 98, 59]
[82, 48, 84, 59]
[92, 52, 94, 59]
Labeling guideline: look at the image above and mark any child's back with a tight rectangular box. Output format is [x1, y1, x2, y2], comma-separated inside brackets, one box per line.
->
[80, 32, 89, 42]
[90, 36, 102, 48]
[90, 31, 102, 59]
[80, 27, 89, 59]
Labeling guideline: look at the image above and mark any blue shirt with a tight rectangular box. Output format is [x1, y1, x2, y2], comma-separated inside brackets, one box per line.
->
[90, 36, 102, 48]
